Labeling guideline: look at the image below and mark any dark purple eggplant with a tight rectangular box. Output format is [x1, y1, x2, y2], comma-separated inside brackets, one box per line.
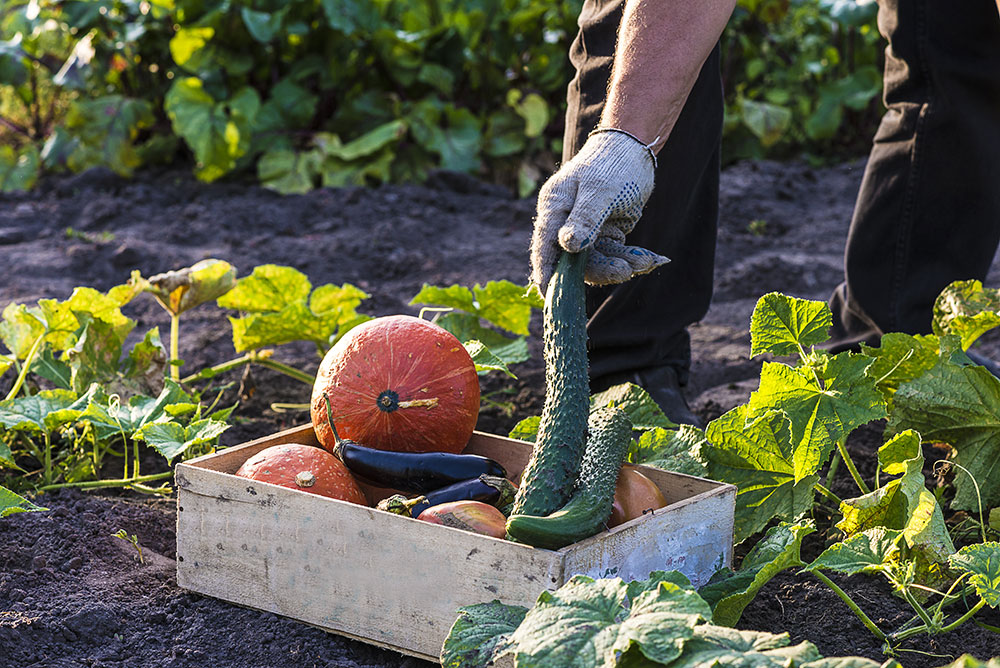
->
[376, 475, 518, 517]
[322, 395, 506, 493]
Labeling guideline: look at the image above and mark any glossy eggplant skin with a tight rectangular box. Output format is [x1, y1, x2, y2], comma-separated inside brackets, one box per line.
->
[377, 475, 517, 517]
[331, 439, 507, 494]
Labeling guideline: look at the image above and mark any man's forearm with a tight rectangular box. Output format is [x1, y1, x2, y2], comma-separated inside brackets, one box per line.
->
[600, 0, 735, 153]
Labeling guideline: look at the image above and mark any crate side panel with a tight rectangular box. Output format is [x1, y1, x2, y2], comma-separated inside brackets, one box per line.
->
[176, 470, 562, 659]
[560, 486, 735, 587]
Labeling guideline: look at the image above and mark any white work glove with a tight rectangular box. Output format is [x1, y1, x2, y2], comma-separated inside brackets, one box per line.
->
[529, 129, 669, 292]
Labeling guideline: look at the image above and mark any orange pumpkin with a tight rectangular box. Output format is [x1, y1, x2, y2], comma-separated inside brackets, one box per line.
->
[234, 443, 368, 505]
[311, 315, 480, 454]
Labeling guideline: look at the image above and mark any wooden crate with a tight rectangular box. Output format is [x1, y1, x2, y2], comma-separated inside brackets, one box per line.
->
[175, 424, 736, 663]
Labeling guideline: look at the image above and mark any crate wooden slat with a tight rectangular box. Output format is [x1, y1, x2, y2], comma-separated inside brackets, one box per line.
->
[176, 424, 736, 662]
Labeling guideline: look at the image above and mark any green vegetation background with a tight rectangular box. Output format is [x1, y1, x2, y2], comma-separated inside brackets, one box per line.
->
[0, 0, 883, 195]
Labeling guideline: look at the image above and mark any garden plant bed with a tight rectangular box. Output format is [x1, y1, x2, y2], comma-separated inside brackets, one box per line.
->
[2, 158, 1000, 667]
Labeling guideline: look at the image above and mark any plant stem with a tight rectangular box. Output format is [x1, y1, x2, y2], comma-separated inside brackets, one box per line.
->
[901, 586, 937, 630]
[36, 471, 173, 492]
[6, 331, 45, 401]
[179, 352, 313, 386]
[170, 312, 181, 381]
[810, 570, 887, 642]
[837, 440, 871, 495]
[43, 432, 52, 485]
[939, 599, 986, 634]
[825, 451, 842, 490]
[814, 482, 842, 505]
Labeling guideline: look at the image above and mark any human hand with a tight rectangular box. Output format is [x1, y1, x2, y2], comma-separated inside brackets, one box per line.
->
[529, 129, 669, 292]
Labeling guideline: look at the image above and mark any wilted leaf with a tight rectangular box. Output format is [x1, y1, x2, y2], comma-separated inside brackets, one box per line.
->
[805, 528, 903, 576]
[145, 259, 237, 316]
[933, 280, 1000, 350]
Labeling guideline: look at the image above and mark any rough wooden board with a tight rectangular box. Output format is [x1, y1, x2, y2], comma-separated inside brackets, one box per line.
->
[177, 463, 563, 661]
[176, 428, 736, 661]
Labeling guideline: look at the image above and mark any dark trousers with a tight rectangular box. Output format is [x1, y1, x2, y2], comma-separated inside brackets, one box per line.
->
[563, 0, 723, 385]
[564, 0, 1000, 379]
[828, 0, 1000, 350]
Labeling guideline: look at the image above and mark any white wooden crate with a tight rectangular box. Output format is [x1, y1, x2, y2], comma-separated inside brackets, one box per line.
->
[175, 424, 735, 662]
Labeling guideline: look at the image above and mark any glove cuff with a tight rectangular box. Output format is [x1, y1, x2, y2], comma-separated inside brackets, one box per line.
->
[588, 127, 659, 169]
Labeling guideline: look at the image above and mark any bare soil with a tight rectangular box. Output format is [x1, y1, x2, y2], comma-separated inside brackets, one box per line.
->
[1, 160, 998, 667]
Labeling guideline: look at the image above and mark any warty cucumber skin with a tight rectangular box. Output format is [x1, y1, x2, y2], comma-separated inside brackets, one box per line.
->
[510, 251, 590, 518]
[507, 406, 632, 549]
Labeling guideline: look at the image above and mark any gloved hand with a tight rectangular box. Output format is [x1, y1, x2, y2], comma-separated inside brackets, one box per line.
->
[529, 129, 669, 292]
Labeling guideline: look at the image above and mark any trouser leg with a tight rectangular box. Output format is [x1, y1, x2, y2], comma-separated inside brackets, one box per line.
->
[563, 0, 724, 384]
[828, 0, 1000, 350]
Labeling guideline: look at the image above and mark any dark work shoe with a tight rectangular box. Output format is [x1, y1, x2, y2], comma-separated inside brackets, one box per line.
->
[965, 349, 1000, 379]
[592, 365, 703, 428]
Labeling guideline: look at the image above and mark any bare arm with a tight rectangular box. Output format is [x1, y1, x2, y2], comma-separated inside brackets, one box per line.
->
[600, 0, 736, 153]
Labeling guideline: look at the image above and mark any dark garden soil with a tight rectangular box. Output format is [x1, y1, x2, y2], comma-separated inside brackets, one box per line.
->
[2, 160, 999, 667]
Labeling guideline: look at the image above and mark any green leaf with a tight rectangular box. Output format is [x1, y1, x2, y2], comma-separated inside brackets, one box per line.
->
[144, 259, 237, 317]
[888, 349, 1000, 510]
[121, 327, 168, 391]
[411, 281, 541, 337]
[703, 406, 817, 543]
[0, 144, 39, 192]
[62, 96, 155, 177]
[79, 379, 190, 441]
[799, 659, 884, 668]
[0, 354, 12, 380]
[700, 520, 814, 626]
[858, 332, 940, 400]
[240, 7, 284, 43]
[0, 388, 90, 433]
[591, 383, 678, 431]
[740, 99, 792, 147]
[65, 312, 136, 392]
[257, 149, 319, 195]
[506, 575, 710, 667]
[223, 274, 371, 353]
[169, 26, 215, 68]
[931, 656, 1000, 668]
[509, 416, 540, 442]
[165, 79, 260, 182]
[138, 417, 228, 462]
[432, 313, 529, 366]
[629, 426, 707, 477]
[668, 625, 821, 668]
[217, 264, 311, 312]
[948, 542, 1000, 608]
[510, 91, 549, 138]
[318, 120, 407, 162]
[836, 433, 955, 568]
[749, 353, 886, 481]
[0, 485, 47, 518]
[805, 527, 903, 576]
[750, 293, 832, 358]
[37, 284, 138, 352]
[409, 101, 482, 173]
[29, 348, 72, 389]
[932, 280, 1000, 350]
[441, 601, 527, 668]
[464, 341, 515, 378]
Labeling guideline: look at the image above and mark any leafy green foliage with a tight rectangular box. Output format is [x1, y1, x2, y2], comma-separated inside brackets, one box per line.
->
[804, 527, 903, 577]
[0, 485, 46, 517]
[703, 407, 818, 542]
[700, 521, 815, 626]
[888, 344, 1000, 511]
[750, 292, 832, 358]
[217, 264, 371, 354]
[721, 0, 882, 163]
[949, 543, 1000, 608]
[441, 571, 890, 668]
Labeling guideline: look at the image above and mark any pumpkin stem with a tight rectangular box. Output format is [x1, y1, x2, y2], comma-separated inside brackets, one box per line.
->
[322, 394, 346, 448]
[397, 398, 439, 410]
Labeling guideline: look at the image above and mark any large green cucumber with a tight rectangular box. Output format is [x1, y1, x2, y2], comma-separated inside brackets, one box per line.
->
[510, 250, 590, 518]
[506, 406, 633, 549]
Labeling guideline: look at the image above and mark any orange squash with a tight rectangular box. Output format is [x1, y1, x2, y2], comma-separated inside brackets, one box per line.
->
[234, 443, 368, 505]
[608, 465, 668, 528]
[311, 315, 480, 454]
